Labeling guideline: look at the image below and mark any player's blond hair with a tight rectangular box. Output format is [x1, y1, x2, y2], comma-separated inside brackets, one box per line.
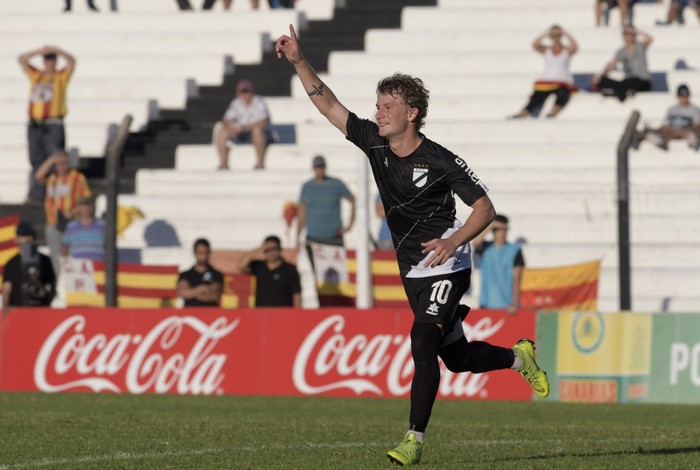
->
[376, 73, 430, 130]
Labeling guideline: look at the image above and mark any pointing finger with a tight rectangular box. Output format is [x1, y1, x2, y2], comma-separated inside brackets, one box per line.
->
[290, 24, 297, 40]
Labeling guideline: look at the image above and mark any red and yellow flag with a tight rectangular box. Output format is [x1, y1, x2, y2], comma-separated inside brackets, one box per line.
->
[66, 261, 179, 308]
[520, 260, 601, 311]
[0, 216, 20, 285]
[222, 274, 254, 308]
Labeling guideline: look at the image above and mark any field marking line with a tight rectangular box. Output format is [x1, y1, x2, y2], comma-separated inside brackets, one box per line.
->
[0, 437, 670, 469]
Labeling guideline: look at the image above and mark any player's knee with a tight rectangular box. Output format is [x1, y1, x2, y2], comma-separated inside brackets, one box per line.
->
[410, 323, 442, 357]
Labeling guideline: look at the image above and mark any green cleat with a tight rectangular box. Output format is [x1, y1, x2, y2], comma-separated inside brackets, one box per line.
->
[387, 432, 423, 466]
[512, 338, 550, 398]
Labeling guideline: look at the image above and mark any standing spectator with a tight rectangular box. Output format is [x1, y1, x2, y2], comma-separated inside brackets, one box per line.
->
[511, 25, 578, 119]
[297, 155, 356, 257]
[640, 84, 700, 151]
[18, 46, 75, 203]
[657, 0, 700, 25]
[35, 150, 91, 276]
[215, 79, 272, 170]
[472, 215, 525, 315]
[237, 235, 301, 307]
[276, 26, 548, 466]
[591, 26, 653, 102]
[2, 223, 56, 316]
[61, 196, 106, 261]
[64, 0, 99, 11]
[375, 194, 393, 250]
[177, 238, 223, 307]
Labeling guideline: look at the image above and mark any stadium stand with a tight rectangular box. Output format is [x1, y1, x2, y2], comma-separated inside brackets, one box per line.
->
[1, 0, 699, 311]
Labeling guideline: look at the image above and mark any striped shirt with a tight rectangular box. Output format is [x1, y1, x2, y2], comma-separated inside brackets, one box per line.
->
[45, 170, 91, 226]
[24, 66, 72, 121]
[62, 219, 106, 261]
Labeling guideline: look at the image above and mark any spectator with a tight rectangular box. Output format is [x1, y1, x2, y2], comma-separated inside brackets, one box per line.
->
[657, 0, 700, 25]
[215, 79, 272, 170]
[595, 0, 637, 27]
[175, 0, 194, 9]
[18, 46, 75, 203]
[297, 155, 356, 260]
[639, 84, 700, 151]
[591, 26, 652, 102]
[237, 235, 302, 307]
[177, 238, 223, 307]
[511, 25, 578, 119]
[35, 150, 91, 276]
[202, 0, 260, 9]
[64, 0, 99, 11]
[2, 223, 56, 316]
[374, 194, 393, 250]
[61, 196, 106, 261]
[268, 0, 294, 7]
[472, 214, 525, 315]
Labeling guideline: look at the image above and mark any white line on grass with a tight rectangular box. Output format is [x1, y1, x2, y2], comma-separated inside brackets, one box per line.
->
[0, 437, 666, 469]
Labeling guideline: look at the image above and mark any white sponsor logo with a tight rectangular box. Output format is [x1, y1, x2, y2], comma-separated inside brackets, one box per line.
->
[454, 157, 481, 185]
[670, 342, 700, 387]
[34, 315, 239, 395]
[293, 314, 505, 398]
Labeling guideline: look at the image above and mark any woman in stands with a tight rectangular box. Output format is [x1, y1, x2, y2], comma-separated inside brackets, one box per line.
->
[511, 25, 578, 119]
[591, 26, 653, 102]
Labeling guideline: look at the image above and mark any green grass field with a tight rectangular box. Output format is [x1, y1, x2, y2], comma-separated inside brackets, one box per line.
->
[1, 392, 699, 469]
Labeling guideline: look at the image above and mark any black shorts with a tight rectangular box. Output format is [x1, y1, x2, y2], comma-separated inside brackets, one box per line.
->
[401, 269, 471, 327]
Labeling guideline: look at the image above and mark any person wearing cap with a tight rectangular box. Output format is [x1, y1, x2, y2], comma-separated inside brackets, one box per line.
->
[297, 155, 355, 258]
[591, 26, 652, 102]
[18, 46, 76, 203]
[215, 79, 273, 170]
[61, 196, 106, 262]
[641, 84, 700, 151]
[2, 223, 56, 315]
[35, 150, 91, 275]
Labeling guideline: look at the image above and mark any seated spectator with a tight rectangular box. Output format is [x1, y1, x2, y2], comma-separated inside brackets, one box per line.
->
[177, 238, 223, 307]
[202, 0, 259, 9]
[64, 0, 99, 12]
[511, 25, 578, 119]
[374, 194, 393, 250]
[596, 0, 638, 27]
[2, 223, 56, 315]
[268, 0, 294, 7]
[215, 79, 273, 170]
[591, 26, 652, 102]
[638, 84, 700, 151]
[656, 0, 700, 25]
[35, 150, 91, 276]
[237, 235, 301, 307]
[472, 215, 525, 315]
[61, 196, 106, 261]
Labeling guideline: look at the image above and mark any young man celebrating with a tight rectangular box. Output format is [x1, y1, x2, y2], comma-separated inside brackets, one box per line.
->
[276, 25, 549, 466]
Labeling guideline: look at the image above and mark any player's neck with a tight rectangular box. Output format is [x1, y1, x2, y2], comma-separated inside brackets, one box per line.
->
[388, 131, 423, 158]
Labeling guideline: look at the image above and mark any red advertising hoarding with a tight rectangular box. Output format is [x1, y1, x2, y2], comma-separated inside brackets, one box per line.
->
[0, 308, 534, 400]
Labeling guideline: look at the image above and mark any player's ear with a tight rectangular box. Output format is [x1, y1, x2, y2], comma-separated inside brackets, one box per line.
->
[407, 106, 419, 123]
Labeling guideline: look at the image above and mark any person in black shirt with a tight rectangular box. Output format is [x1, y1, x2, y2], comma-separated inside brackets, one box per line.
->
[276, 25, 550, 466]
[237, 235, 301, 307]
[177, 238, 223, 307]
[2, 223, 56, 316]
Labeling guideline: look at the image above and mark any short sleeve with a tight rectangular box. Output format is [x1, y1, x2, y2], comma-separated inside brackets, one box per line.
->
[514, 249, 525, 267]
[212, 269, 224, 284]
[338, 180, 352, 199]
[290, 265, 301, 294]
[443, 153, 487, 206]
[299, 182, 309, 205]
[223, 99, 238, 122]
[693, 106, 700, 125]
[24, 64, 40, 81]
[345, 112, 380, 156]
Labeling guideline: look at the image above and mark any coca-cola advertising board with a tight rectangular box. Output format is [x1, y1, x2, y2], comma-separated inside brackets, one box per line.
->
[0, 308, 534, 400]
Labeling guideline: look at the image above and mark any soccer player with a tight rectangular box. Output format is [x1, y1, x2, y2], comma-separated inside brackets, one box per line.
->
[276, 25, 550, 466]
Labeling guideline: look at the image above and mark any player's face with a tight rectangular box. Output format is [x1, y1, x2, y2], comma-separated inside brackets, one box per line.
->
[375, 93, 413, 139]
[194, 245, 210, 265]
[262, 241, 282, 262]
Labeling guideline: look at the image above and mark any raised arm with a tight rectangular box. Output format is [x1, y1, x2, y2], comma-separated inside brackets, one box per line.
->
[562, 29, 578, 55]
[18, 46, 46, 70]
[636, 29, 653, 47]
[531, 31, 548, 54]
[276, 24, 350, 136]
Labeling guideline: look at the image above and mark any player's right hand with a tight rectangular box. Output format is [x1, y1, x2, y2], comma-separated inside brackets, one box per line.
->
[275, 24, 302, 64]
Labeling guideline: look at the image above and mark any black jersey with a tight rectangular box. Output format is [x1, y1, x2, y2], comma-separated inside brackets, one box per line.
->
[346, 113, 488, 278]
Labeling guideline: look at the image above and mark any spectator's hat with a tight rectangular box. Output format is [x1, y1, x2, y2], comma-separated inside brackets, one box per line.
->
[16, 222, 36, 238]
[236, 79, 254, 93]
[312, 155, 326, 168]
[677, 84, 690, 97]
[77, 195, 94, 205]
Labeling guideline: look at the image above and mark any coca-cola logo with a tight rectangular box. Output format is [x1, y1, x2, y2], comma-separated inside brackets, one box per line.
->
[293, 314, 505, 398]
[34, 315, 239, 395]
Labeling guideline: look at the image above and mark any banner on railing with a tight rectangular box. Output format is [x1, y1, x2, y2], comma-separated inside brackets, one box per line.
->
[0, 308, 535, 400]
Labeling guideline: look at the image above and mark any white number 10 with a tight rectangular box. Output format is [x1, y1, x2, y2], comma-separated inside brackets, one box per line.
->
[429, 280, 453, 304]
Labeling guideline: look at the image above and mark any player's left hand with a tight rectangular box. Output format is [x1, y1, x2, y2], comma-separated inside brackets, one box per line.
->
[421, 238, 458, 268]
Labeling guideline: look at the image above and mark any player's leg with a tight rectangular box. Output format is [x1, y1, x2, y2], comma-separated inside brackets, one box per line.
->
[215, 122, 232, 169]
[251, 126, 266, 169]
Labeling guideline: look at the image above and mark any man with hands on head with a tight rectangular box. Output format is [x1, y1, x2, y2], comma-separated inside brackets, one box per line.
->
[275, 24, 550, 466]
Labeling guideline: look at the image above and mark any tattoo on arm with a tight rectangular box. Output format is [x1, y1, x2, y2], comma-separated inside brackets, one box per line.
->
[307, 83, 325, 97]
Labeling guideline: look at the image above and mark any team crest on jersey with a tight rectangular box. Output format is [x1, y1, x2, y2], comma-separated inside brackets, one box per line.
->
[412, 163, 429, 188]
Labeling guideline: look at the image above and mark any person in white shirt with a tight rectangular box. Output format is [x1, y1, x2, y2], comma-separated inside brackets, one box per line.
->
[511, 25, 578, 119]
[215, 79, 272, 170]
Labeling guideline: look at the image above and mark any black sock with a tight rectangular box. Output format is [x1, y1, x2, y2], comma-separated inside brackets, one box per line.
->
[439, 336, 515, 373]
[408, 323, 442, 433]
